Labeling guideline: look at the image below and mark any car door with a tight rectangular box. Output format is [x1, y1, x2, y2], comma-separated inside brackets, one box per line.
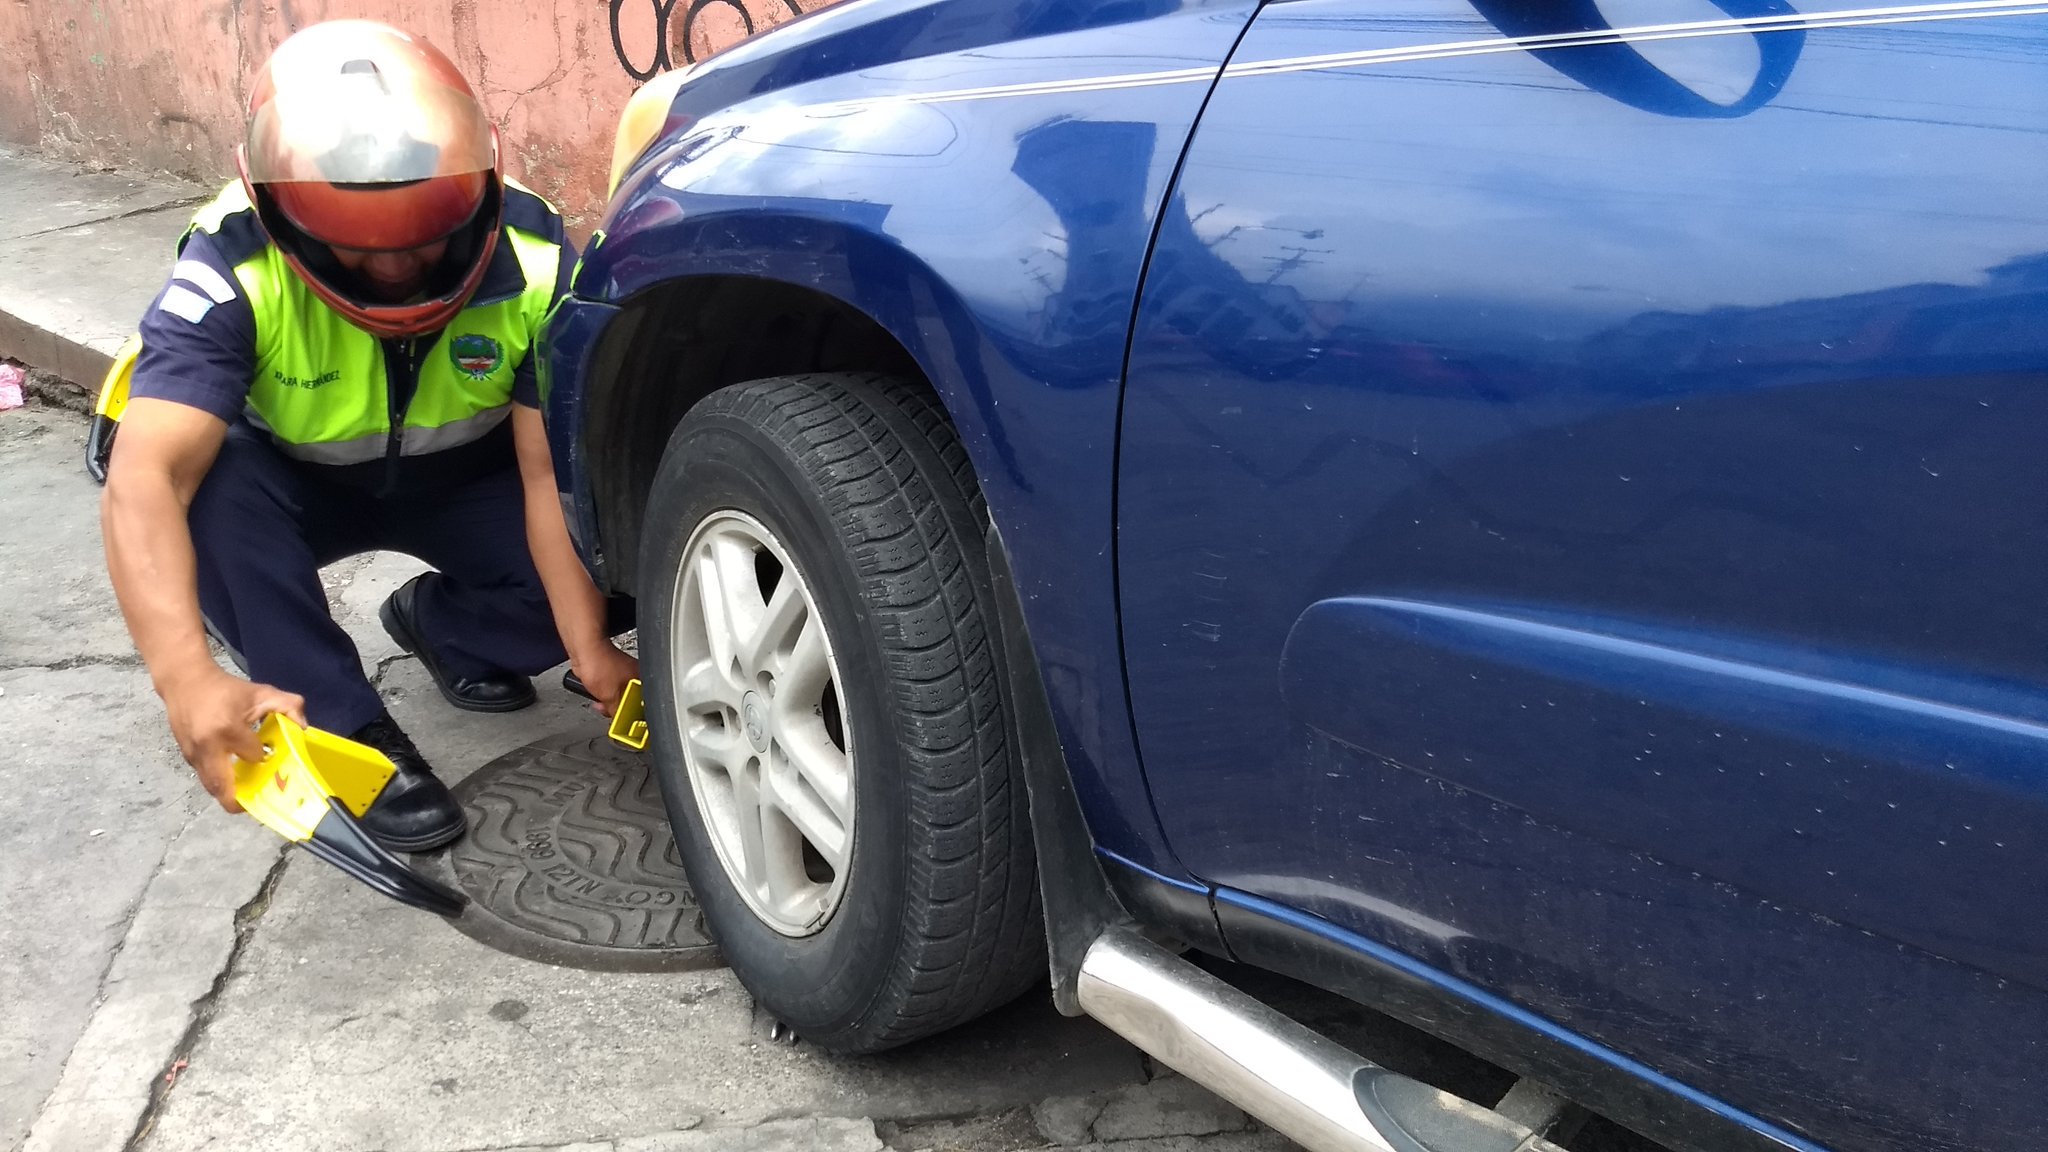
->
[1115, 2, 2048, 1149]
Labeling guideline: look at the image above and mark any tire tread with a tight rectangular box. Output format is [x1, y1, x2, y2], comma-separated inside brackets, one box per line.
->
[686, 373, 1043, 1051]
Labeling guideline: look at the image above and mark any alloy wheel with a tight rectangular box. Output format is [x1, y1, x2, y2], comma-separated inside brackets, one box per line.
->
[670, 510, 853, 936]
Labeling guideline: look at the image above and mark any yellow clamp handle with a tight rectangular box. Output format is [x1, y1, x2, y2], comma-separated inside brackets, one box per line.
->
[608, 679, 649, 751]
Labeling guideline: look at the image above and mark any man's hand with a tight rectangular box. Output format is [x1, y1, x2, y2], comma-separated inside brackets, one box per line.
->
[572, 644, 641, 719]
[161, 666, 307, 812]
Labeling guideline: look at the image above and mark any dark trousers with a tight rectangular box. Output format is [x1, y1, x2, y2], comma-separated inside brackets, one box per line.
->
[188, 425, 579, 735]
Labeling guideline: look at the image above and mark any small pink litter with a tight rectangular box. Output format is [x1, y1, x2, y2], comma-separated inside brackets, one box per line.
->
[0, 363, 24, 411]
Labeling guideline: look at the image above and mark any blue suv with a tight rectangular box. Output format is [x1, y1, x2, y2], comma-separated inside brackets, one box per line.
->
[542, 2, 2048, 1149]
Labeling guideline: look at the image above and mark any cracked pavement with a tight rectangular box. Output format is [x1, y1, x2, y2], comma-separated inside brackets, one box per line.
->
[3, 403, 1300, 1152]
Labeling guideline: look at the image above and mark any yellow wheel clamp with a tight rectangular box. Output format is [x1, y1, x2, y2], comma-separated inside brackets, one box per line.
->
[561, 672, 650, 751]
[611, 679, 649, 750]
[85, 335, 140, 484]
[233, 713, 467, 917]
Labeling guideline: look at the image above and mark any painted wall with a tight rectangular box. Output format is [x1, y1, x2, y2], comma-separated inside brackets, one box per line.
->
[0, 0, 830, 234]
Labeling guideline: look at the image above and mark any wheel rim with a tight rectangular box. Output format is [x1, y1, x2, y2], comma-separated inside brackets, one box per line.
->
[670, 510, 854, 937]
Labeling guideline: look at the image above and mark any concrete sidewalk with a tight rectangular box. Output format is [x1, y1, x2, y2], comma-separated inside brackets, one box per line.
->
[0, 148, 1294, 1152]
[0, 146, 205, 396]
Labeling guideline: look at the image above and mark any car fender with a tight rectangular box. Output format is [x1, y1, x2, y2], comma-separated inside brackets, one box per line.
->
[565, 0, 1263, 879]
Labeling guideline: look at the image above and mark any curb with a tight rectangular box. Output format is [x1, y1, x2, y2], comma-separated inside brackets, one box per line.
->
[0, 312, 115, 394]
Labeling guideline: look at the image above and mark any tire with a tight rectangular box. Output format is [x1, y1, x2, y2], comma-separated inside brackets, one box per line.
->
[639, 372, 1044, 1053]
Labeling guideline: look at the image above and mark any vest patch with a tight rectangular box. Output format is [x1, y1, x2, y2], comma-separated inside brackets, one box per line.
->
[450, 334, 505, 381]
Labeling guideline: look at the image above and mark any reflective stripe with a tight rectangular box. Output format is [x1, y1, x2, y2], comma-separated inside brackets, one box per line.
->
[159, 284, 214, 324]
[399, 405, 509, 456]
[273, 430, 388, 466]
[172, 259, 238, 304]
[261, 405, 509, 465]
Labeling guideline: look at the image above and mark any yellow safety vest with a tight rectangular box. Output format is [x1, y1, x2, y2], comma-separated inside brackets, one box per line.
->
[183, 179, 563, 467]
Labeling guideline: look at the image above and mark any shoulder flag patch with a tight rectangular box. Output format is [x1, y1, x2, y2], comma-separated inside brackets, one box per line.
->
[172, 259, 238, 304]
[158, 284, 214, 324]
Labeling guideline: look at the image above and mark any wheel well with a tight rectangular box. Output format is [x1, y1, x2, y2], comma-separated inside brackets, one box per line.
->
[580, 276, 925, 594]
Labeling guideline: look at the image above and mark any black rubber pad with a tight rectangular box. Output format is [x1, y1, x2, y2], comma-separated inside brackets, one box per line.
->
[429, 733, 722, 972]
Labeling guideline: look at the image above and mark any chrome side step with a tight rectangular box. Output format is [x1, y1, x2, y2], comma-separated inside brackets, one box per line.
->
[1076, 928, 1570, 1152]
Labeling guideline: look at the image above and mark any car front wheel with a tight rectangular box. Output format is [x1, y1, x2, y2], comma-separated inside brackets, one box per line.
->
[639, 372, 1044, 1053]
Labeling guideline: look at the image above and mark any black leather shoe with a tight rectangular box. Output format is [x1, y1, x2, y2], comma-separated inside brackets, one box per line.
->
[350, 714, 466, 853]
[380, 574, 537, 713]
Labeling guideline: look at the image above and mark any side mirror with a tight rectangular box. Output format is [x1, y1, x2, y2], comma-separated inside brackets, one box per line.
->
[1465, 0, 1806, 118]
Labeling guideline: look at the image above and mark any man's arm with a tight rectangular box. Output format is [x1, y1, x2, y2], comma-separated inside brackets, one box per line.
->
[511, 402, 638, 715]
[106, 230, 303, 811]
[103, 400, 305, 810]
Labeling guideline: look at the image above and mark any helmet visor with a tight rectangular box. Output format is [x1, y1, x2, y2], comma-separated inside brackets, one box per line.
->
[246, 65, 496, 185]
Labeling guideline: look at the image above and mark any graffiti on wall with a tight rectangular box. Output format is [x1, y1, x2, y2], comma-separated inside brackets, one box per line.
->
[608, 0, 818, 81]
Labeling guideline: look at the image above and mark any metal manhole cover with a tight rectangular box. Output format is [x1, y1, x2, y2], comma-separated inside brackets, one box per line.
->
[426, 733, 722, 972]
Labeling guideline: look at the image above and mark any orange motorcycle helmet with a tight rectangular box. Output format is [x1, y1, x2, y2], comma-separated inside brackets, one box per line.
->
[239, 20, 502, 339]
